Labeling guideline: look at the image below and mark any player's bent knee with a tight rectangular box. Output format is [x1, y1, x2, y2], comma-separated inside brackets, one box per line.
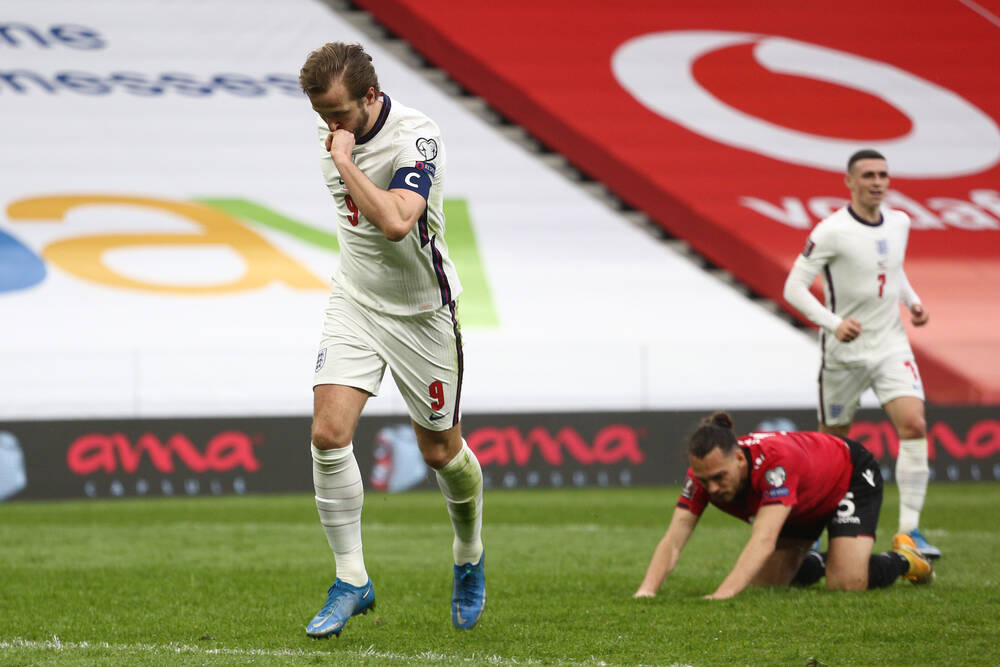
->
[897, 416, 926, 440]
[413, 423, 463, 469]
[420, 445, 453, 469]
[825, 568, 868, 591]
[826, 577, 867, 592]
[311, 424, 353, 450]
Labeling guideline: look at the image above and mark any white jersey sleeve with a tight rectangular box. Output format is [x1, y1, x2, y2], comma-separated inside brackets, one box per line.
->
[899, 269, 921, 309]
[783, 221, 842, 333]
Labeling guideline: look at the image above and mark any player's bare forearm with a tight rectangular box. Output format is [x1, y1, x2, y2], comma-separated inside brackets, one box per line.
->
[634, 536, 680, 597]
[326, 129, 421, 241]
[634, 508, 697, 598]
[706, 541, 772, 599]
[331, 152, 421, 241]
[705, 504, 789, 600]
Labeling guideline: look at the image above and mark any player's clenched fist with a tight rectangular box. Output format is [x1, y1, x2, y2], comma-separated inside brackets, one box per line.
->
[910, 304, 929, 327]
[326, 129, 356, 162]
[835, 317, 862, 342]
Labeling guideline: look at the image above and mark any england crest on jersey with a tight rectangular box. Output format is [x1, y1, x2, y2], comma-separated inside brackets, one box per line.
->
[876, 239, 888, 255]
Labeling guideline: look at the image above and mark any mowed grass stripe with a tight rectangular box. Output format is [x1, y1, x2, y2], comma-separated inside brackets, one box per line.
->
[0, 637, 686, 666]
[1, 637, 556, 665]
[1, 486, 998, 666]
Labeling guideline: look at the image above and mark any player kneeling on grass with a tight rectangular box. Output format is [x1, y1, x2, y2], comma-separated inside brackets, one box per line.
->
[634, 412, 933, 600]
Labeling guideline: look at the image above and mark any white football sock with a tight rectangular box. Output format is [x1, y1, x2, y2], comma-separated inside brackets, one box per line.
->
[312, 443, 368, 586]
[435, 440, 484, 565]
[896, 438, 929, 533]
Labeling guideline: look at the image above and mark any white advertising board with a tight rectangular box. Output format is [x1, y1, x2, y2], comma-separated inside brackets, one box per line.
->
[0, 0, 825, 418]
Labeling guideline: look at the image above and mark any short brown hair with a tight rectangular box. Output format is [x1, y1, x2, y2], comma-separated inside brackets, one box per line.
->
[299, 42, 380, 98]
[847, 148, 886, 173]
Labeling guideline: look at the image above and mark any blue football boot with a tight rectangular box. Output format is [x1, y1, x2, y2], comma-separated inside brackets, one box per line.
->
[907, 528, 941, 560]
[451, 554, 486, 629]
[306, 578, 375, 638]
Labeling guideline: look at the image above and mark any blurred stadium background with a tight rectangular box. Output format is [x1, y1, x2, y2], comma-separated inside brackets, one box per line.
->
[1, 0, 998, 502]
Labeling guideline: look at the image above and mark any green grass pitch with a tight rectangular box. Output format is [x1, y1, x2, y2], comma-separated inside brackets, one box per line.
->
[2, 484, 998, 665]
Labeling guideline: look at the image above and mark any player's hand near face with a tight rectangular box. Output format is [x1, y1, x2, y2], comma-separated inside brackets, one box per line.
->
[325, 128, 424, 242]
[835, 318, 862, 342]
[909, 304, 929, 327]
[326, 130, 356, 162]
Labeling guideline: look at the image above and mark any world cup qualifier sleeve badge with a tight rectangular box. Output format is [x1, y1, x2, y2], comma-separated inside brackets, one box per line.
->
[680, 476, 696, 500]
[416, 137, 438, 161]
[764, 466, 790, 499]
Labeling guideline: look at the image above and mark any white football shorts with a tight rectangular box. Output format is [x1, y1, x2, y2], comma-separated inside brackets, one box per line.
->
[313, 286, 463, 432]
[818, 352, 925, 427]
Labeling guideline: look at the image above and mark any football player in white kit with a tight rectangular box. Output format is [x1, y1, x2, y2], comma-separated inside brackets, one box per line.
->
[298, 42, 485, 638]
[783, 149, 940, 560]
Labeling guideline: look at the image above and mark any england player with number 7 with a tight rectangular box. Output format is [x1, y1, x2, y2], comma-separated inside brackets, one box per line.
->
[783, 149, 939, 559]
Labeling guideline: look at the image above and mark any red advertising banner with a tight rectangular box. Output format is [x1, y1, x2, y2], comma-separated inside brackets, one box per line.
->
[1, 407, 997, 501]
[356, 0, 1000, 403]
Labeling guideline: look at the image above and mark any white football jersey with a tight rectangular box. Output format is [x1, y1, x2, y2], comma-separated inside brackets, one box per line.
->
[785, 206, 918, 365]
[317, 93, 462, 316]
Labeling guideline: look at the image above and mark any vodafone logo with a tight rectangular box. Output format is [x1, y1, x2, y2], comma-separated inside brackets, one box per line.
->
[612, 31, 1000, 178]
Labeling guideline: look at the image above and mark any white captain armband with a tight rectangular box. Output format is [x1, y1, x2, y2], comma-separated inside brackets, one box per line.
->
[389, 162, 434, 199]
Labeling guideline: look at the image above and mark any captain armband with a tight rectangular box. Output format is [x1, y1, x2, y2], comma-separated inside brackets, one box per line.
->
[388, 164, 433, 199]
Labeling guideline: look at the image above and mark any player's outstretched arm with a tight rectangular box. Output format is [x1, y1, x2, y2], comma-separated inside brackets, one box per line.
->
[328, 129, 425, 241]
[633, 507, 699, 598]
[704, 503, 791, 600]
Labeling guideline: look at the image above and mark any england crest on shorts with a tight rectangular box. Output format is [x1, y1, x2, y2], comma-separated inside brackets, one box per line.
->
[765, 466, 786, 487]
[315, 347, 327, 373]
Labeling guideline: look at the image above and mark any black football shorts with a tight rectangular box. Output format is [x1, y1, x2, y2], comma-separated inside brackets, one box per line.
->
[779, 437, 883, 541]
